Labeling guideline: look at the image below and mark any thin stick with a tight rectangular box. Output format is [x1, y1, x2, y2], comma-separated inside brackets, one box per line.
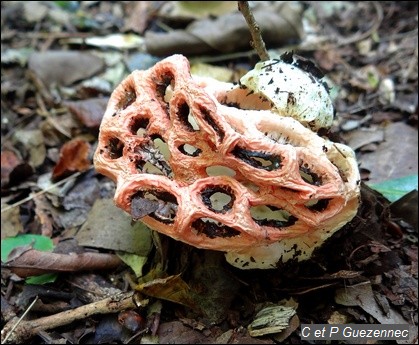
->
[0, 292, 147, 344]
[1, 297, 38, 344]
[238, 1, 270, 61]
[1, 168, 91, 213]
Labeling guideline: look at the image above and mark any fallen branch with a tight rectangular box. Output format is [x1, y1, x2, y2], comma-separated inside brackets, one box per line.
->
[1, 292, 148, 344]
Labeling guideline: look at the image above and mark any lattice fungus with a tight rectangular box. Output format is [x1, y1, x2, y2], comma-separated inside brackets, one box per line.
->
[94, 54, 360, 269]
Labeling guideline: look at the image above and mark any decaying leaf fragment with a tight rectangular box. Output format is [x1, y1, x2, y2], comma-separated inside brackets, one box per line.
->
[52, 138, 91, 180]
[135, 275, 197, 310]
[248, 305, 296, 337]
[3, 249, 123, 278]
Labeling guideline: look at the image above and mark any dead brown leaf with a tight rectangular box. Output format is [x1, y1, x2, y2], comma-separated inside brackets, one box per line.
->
[12, 129, 46, 168]
[1, 149, 33, 187]
[28, 51, 105, 87]
[65, 98, 109, 129]
[136, 275, 198, 311]
[123, 1, 155, 34]
[1, 150, 21, 185]
[145, 2, 303, 56]
[33, 194, 55, 237]
[0, 207, 24, 239]
[1, 150, 33, 188]
[156, 321, 217, 344]
[273, 314, 300, 343]
[390, 190, 418, 230]
[358, 122, 418, 183]
[3, 249, 123, 278]
[76, 198, 152, 255]
[335, 282, 408, 325]
[52, 138, 91, 181]
[342, 126, 385, 151]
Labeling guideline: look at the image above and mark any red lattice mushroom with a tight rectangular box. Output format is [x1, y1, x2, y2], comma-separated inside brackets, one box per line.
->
[94, 54, 360, 269]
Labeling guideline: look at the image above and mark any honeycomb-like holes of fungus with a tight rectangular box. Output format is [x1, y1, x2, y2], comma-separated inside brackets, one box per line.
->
[191, 218, 241, 239]
[107, 137, 124, 159]
[176, 100, 201, 132]
[304, 198, 330, 212]
[130, 117, 150, 136]
[151, 135, 171, 161]
[201, 185, 235, 213]
[154, 72, 175, 114]
[250, 205, 298, 228]
[329, 159, 349, 183]
[134, 136, 173, 177]
[199, 106, 225, 141]
[113, 86, 136, 116]
[204, 166, 260, 193]
[131, 190, 178, 224]
[299, 162, 323, 186]
[178, 143, 202, 157]
[232, 146, 282, 171]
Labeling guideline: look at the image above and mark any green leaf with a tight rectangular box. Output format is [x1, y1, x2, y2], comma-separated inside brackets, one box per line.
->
[117, 252, 148, 278]
[1, 234, 54, 262]
[53, 1, 79, 11]
[26, 273, 58, 285]
[368, 174, 418, 202]
[1, 234, 57, 285]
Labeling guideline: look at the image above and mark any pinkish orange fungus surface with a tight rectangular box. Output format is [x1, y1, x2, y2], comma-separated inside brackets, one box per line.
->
[94, 54, 360, 269]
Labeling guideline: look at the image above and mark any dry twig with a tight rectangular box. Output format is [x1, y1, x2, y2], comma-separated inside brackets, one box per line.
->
[238, 1, 270, 61]
[1, 292, 148, 344]
[0, 167, 93, 213]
